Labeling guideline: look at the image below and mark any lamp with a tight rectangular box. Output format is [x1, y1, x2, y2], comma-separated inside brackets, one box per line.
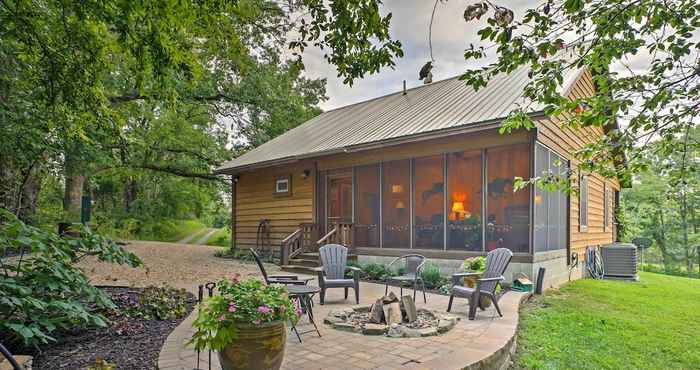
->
[451, 201, 465, 214]
[392, 184, 404, 194]
[301, 169, 310, 179]
[534, 194, 542, 205]
[395, 200, 405, 209]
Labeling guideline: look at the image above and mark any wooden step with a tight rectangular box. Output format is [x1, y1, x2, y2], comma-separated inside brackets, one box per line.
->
[288, 258, 321, 267]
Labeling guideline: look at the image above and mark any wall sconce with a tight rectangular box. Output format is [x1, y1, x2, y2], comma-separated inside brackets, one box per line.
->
[534, 194, 542, 205]
[233, 175, 239, 183]
[391, 184, 404, 193]
[301, 169, 310, 179]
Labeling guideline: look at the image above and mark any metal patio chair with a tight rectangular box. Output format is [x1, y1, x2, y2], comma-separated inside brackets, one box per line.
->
[384, 254, 427, 303]
[315, 244, 361, 304]
[447, 248, 513, 320]
[250, 249, 311, 285]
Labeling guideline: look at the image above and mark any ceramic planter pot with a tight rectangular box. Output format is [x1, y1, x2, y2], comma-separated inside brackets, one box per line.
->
[218, 320, 287, 370]
[463, 273, 491, 308]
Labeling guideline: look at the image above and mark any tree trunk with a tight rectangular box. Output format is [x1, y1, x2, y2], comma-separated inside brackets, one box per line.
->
[653, 208, 672, 273]
[63, 153, 85, 222]
[124, 177, 138, 212]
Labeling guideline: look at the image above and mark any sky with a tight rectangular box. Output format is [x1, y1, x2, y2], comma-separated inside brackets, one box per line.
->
[301, 0, 537, 111]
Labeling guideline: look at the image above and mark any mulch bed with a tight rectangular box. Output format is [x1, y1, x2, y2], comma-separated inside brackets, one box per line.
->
[16, 286, 195, 370]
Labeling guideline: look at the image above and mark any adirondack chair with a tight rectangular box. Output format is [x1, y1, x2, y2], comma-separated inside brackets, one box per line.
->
[447, 248, 513, 320]
[384, 254, 427, 303]
[315, 244, 361, 304]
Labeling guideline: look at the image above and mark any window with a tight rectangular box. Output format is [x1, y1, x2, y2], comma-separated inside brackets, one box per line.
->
[274, 175, 291, 196]
[382, 160, 410, 248]
[579, 173, 588, 231]
[533, 143, 569, 252]
[355, 164, 380, 247]
[447, 150, 483, 251]
[414, 155, 445, 249]
[486, 144, 530, 253]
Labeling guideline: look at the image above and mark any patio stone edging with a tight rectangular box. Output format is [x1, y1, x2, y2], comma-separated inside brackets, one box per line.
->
[157, 283, 531, 370]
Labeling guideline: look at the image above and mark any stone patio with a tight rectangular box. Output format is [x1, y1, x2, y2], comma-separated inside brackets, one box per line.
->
[159, 280, 527, 370]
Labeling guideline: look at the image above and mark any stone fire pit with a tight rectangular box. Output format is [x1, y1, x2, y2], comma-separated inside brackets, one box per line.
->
[323, 292, 459, 338]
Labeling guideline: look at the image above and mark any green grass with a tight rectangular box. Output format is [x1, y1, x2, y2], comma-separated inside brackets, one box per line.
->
[516, 272, 700, 370]
[205, 228, 231, 247]
[152, 220, 206, 242]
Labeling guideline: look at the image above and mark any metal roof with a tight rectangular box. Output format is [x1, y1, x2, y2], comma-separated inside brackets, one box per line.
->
[216, 67, 582, 173]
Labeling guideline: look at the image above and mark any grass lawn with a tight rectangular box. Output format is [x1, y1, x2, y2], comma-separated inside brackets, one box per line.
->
[515, 272, 700, 370]
[159, 219, 207, 242]
[205, 228, 231, 247]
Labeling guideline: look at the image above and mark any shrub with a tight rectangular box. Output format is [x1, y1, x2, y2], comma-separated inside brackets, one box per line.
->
[112, 285, 191, 321]
[361, 263, 393, 280]
[189, 277, 299, 351]
[421, 263, 446, 289]
[0, 209, 142, 346]
[463, 256, 487, 272]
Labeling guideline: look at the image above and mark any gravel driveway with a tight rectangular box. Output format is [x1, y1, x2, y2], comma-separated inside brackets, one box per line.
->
[78, 241, 282, 290]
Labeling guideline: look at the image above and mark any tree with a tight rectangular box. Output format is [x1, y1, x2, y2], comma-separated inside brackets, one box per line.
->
[428, 0, 699, 189]
[2, 0, 399, 223]
[622, 127, 699, 276]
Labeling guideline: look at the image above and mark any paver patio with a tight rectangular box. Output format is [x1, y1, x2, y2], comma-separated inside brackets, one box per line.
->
[160, 281, 525, 370]
[80, 242, 525, 370]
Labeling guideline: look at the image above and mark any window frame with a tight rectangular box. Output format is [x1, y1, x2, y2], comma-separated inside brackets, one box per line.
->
[273, 175, 292, 197]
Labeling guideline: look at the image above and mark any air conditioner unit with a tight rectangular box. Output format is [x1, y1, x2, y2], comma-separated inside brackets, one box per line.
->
[600, 243, 638, 281]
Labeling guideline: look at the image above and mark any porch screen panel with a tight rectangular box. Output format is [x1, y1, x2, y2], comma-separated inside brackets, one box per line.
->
[355, 164, 380, 248]
[550, 152, 568, 251]
[447, 150, 483, 251]
[486, 144, 530, 253]
[533, 144, 549, 253]
[414, 155, 445, 249]
[382, 159, 410, 248]
[533, 143, 569, 252]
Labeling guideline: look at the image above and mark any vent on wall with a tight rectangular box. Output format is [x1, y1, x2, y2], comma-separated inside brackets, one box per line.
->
[601, 243, 638, 281]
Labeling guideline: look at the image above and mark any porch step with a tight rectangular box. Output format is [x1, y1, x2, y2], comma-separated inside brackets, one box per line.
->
[288, 258, 321, 268]
[280, 264, 318, 275]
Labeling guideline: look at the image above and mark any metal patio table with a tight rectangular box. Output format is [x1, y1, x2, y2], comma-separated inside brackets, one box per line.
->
[287, 285, 322, 343]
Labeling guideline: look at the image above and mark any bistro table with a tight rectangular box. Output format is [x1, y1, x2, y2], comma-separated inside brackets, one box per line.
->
[286, 285, 322, 343]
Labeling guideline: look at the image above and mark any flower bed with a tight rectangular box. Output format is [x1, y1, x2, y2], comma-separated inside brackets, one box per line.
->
[6, 286, 195, 370]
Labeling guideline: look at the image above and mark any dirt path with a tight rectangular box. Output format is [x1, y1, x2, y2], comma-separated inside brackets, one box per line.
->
[78, 241, 283, 290]
[193, 228, 218, 245]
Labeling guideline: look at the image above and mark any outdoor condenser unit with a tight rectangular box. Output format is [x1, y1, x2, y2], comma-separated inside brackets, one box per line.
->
[600, 243, 638, 281]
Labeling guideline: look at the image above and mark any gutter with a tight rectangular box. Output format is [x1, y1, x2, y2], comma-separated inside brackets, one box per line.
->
[214, 111, 547, 175]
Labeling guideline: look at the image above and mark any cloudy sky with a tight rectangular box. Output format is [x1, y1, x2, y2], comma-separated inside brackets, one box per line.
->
[301, 0, 536, 110]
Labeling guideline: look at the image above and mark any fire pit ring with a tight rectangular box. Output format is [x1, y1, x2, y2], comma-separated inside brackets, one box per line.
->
[322, 292, 459, 337]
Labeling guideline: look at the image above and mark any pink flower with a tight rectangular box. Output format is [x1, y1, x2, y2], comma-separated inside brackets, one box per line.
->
[230, 274, 241, 284]
[253, 319, 261, 325]
[228, 304, 237, 313]
[257, 305, 272, 314]
[278, 305, 286, 312]
[218, 314, 226, 321]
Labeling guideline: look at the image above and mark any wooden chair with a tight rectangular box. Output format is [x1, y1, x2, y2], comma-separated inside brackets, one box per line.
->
[384, 254, 427, 303]
[250, 249, 311, 285]
[315, 244, 361, 304]
[447, 248, 513, 320]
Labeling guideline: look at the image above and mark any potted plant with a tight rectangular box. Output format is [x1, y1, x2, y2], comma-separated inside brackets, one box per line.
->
[189, 276, 300, 370]
[461, 256, 491, 307]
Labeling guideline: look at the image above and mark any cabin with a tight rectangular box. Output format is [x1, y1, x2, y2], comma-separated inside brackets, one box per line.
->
[215, 67, 622, 288]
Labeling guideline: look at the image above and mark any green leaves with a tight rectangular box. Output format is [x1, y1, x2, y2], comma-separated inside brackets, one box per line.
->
[0, 209, 142, 346]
